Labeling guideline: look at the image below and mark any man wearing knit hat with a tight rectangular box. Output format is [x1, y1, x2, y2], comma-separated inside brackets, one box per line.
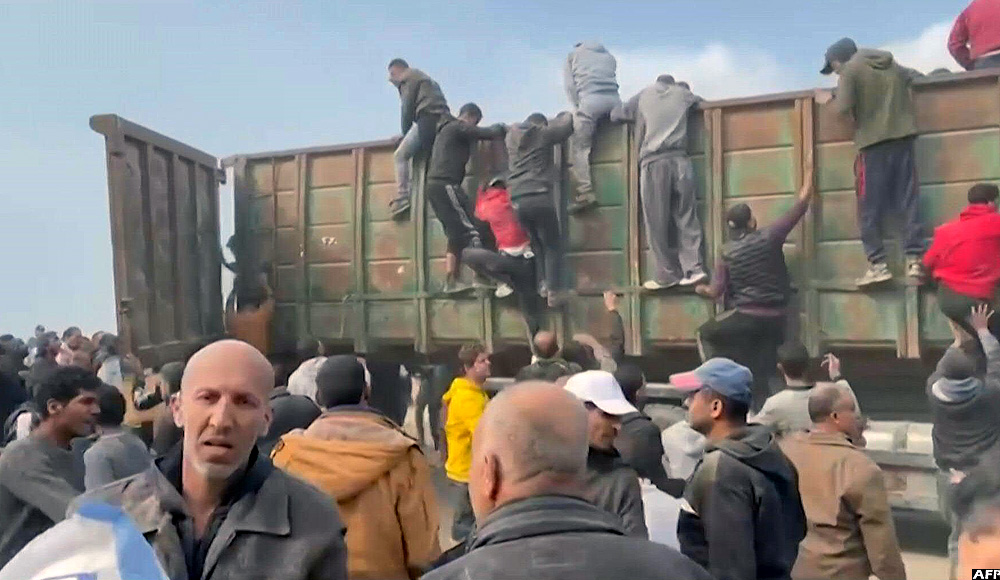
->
[671, 358, 806, 580]
[694, 162, 815, 411]
[816, 37, 927, 287]
[564, 370, 648, 538]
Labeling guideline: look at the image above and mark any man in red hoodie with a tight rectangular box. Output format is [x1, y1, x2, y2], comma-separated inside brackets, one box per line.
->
[463, 178, 545, 337]
[924, 183, 1000, 339]
[949, 0, 1000, 71]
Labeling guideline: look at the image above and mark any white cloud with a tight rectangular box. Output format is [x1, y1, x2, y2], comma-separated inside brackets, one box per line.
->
[882, 21, 956, 74]
[614, 43, 796, 101]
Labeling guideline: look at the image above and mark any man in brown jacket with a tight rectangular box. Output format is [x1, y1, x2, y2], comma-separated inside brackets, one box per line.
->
[272, 355, 441, 579]
[780, 383, 906, 580]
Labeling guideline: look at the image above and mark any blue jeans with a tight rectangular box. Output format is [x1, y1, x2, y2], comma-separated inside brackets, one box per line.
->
[974, 52, 1000, 70]
[394, 123, 422, 199]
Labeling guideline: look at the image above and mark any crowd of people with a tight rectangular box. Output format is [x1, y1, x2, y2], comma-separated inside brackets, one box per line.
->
[2, 2, 1000, 579]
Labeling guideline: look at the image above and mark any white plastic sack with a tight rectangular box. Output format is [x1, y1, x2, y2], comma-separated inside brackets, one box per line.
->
[641, 480, 682, 550]
[0, 502, 168, 580]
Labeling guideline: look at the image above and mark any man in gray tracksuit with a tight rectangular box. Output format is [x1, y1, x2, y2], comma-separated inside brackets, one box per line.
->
[612, 75, 707, 290]
[564, 42, 621, 214]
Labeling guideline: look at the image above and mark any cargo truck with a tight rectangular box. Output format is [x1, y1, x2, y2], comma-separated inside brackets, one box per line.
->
[91, 69, 1000, 514]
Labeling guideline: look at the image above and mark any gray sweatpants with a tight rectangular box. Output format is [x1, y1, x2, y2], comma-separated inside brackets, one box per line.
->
[569, 94, 621, 196]
[641, 153, 705, 284]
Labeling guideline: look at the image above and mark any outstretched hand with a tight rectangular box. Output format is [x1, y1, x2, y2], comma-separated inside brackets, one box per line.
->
[603, 290, 619, 312]
[820, 353, 842, 381]
[970, 304, 995, 332]
[797, 150, 815, 202]
[695, 284, 714, 299]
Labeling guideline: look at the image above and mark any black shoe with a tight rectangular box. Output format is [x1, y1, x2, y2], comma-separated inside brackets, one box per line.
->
[390, 197, 411, 220]
[568, 193, 598, 214]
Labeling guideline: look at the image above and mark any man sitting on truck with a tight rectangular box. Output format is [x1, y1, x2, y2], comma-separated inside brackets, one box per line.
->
[425, 103, 506, 294]
[816, 38, 926, 287]
[924, 183, 1000, 346]
[694, 162, 815, 411]
[505, 112, 574, 307]
[388, 59, 449, 219]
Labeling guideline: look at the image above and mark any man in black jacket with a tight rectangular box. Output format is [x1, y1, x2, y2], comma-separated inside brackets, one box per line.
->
[564, 370, 648, 537]
[425, 103, 506, 293]
[928, 305, 1000, 575]
[671, 357, 806, 580]
[387, 58, 449, 219]
[695, 163, 814, 411]
[515, 331, 581, 382]
[425, 381, 711, 580]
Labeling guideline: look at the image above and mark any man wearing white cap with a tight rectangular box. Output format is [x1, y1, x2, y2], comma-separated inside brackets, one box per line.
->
[565, 370, 648, 538]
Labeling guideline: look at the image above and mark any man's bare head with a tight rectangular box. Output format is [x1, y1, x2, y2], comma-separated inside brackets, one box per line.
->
[468, 381, 588, 521]
[175, 340, 274, 481]
[533, 331, 559, 359]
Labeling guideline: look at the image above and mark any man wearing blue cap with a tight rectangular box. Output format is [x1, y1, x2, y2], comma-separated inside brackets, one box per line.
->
[816, 37, 926, 287]
[671, 358, 806, 580]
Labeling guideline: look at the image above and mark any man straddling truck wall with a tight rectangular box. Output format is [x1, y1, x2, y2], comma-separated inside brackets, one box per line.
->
[424, 103, 506, 293]
[387, 59, 449, 219]
[612, 75, 707, 290]
[815, 38, 926, 288]
[949, 0, 1000, 71]
[564, 42, 621, 214]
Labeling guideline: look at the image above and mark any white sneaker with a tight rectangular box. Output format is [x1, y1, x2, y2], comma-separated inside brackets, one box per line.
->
[680, 271, 708, 286]
[495, 283, 514, 298]
[643, 280, 680, 291]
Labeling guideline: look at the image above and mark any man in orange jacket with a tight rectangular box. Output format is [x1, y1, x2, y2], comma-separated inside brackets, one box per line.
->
[272, 355, 440, 580]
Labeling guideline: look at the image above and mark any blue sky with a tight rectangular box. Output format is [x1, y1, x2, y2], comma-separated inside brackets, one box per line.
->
[0, 0, 960, 338]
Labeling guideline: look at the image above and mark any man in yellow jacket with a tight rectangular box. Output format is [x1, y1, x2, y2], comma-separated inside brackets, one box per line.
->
[272, 355, 440, 580]
[442, 342, 492, 541]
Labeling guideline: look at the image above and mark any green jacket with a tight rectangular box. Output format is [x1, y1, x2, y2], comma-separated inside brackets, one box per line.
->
[833, 49, 922, 150]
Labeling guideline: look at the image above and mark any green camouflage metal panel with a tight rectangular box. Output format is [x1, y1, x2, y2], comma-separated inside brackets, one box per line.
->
[495, 302, 532, 341]
[309, 153, 354, 188]
[309, 302, 359, 342]
[308, 263, 354, 300]
[915, 129, 1000, 184]
[425, 216, 448, 258]
[721, 102, 795, 151]
[307, 187, 352, 226]
[724, 148, 796, 198]
[585, 163, 628, 206]
[248, 196, 274, 230]
[365, 148, 396, 185]
[307, 224, 353, 262]
[920, 290, 956, 342]
[814, 101, 854, 145]
[592, 124, 627, 163]
[642, 294, 713, 341]
[567, 296, 626, 341]
[275, 193, 296, 228]
[568, 206, 626, 251]
[365, 220, 414, 260]
[366, 183, 400, 222]
[920, 182, 992, 229]
[429, 299, 484, 340]
[814, 241, 903, 282]
[914, 76, 1000, 134]
[248, 160, 275, 195]
[816, 141, 856, 192]
[275, 228, 298, 265]
[723, 195, 801, 243]
[275, 266, 298, 302]
[367, 260, 417, 294]
[819, 291, 901, 342]
[818, 190, 859, 242]
[567, 252, 627, 291]
[367, 301, 417, 340]
[274, 159, 296, 192]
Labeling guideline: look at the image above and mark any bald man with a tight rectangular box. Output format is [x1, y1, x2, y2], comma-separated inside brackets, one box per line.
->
[515, 331, 582, 382]
[71, 340, 348, 580]
[424, 382, 712, 580]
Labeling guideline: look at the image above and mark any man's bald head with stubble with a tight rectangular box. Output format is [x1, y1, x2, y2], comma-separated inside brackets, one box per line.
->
[533, 331, 559, 359]
[467, 381, 589, 521]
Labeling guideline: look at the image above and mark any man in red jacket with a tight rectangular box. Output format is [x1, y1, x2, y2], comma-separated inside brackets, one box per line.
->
[949, 0, 1000, 71]
[463, 178, 545, 336]
[924, 183, 1000, 339]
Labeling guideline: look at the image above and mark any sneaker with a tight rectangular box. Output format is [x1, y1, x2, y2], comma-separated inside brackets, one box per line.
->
[538, 281, 549, 298]
[643, 279, 680, 291]
[906, 258, 926, 281]
[568, 192, 598, 214]
[389, 197, 411, 220]
[856, 263, 893, 287]
[495, 283, 514, 298]
[441, 280, 473, 295]
[680, 271, 708, 286]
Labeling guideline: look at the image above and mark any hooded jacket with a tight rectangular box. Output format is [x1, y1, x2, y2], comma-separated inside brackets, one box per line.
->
[580, 447, 648, 538]
[612, 78, 700, 161]
[259, 386, 321, 457]
[564, 42, 621, 107]
[616, 412, 684, 497]
[927, 330, 1000, 471]
[832, 49, 922, 150]
[679, 424, 807, 580]
[514, 356, 582, 382]
[504, 113, 574, 199]
[271, 409, 440, 579]
[924, 203, 1000, 300]
[396, 68, 449, 135]
[424, 495, 713, 580]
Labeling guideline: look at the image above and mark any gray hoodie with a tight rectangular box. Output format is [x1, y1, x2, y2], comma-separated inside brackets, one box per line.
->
[564, 42, 621, 107]
[613, 78, 701, 161]
[504, 113, 574, 199]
